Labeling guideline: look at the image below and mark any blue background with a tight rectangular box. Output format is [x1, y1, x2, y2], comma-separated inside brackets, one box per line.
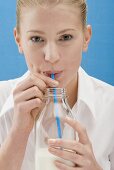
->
[0, 0, 114, 85]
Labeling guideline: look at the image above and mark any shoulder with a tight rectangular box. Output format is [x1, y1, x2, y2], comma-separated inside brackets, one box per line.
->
[80, 67, 114, 94]
[0, 79, 18, 112]
[79, 67, 114, 107]
[89, 74, 114, 98]
[88, 74, 114, 115]
[0, 79, 16, 93]
[90, 76, 114, 112]
[0, 71, 29, 113]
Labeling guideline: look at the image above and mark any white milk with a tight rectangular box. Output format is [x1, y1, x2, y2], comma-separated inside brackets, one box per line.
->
[35, 148, 59, 170]
[35, 148, 74, 170]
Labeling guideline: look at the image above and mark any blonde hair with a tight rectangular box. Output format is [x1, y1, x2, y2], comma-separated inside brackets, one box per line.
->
[16, 0, 87, 33]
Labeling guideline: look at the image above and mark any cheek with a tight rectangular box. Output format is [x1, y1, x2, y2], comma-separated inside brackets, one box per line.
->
[23, 44, 43, 67]
[59, 46, 82, 86]
[62, 46, 82, 70]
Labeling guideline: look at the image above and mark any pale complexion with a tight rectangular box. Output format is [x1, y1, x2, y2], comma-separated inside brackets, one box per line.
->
[12, 3, 102, 170]
[14, 4, 91, 110]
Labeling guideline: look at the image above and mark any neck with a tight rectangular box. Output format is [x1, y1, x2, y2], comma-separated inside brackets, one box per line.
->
[66, 74, 78, 109]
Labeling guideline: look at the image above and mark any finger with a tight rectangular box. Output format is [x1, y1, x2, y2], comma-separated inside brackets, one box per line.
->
[48, 147, 84, 166]
[54, 160, 81, 170]
[30, 74, 47, 91]
[65, 117, 90, 145]
[31, 107, 40, 120]
[14, 86, 44, 102]
[18, 98, 42, 116]
[15, 75, 46, 93]
[14, 75, 35, 92]
[31, 72, 59, 87]
[48, 139, 84, 155]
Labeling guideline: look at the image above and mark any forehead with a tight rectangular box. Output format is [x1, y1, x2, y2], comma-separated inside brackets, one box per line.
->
[20, 4, 82, 32]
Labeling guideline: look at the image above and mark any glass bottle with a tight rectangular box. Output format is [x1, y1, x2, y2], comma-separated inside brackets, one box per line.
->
[35, 88, 76, 170]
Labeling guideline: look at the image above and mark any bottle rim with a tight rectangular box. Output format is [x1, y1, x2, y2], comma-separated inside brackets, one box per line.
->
[45, 88, 67, 98]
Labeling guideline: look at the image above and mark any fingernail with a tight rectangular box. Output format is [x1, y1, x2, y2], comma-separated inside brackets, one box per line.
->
[48, 139, 56, 144]
[48, 147, 55, 153]
[65, 116, 71, 122]
[52, 81, 59, 86]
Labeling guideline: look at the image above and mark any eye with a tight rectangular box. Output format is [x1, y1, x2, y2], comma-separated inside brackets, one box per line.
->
[59, 34, 73, 41]
[31, 36, 44, 43]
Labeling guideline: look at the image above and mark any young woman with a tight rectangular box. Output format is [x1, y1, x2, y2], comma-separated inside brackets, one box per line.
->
[0, 0, 114, 170]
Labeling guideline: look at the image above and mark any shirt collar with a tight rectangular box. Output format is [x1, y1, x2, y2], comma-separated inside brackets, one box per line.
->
[77, 67, 96, 119]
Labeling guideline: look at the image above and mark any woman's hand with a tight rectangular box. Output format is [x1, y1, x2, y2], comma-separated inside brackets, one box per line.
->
[12, 72, 59, 134]
[48, 117, 102, 170]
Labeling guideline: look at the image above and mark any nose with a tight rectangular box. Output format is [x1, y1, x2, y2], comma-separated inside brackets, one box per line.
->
[44, 43, 60, 64]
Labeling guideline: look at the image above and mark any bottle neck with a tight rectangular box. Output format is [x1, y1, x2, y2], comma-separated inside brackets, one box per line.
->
[45, 88, 67, 100]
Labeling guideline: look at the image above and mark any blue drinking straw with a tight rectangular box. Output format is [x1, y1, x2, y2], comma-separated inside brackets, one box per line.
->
[51, 74, 62, 138]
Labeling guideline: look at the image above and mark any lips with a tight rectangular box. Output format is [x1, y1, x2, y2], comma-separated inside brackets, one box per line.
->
[43, 71, 63, 79]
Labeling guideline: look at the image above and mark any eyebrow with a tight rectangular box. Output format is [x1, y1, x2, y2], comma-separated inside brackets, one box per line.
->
[57, 29, 76, 34]
[27, 28, 76, 35]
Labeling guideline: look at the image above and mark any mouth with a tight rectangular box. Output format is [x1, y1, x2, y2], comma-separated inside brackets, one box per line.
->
[43, 71, 63, 79]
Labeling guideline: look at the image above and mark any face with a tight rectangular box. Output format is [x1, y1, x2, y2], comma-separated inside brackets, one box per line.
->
[15, 4, 91, 88]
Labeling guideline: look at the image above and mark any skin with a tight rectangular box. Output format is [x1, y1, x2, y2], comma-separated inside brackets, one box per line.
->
[0, 3, 102, 170]
[48, 117, 103, 170]
[15, 4, 91, 108]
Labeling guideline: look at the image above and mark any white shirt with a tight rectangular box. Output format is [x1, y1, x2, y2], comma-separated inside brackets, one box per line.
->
[0, 68, 114, 170]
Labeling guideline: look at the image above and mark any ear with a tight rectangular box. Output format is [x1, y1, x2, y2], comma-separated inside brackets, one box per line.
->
[83, 25, 92, 52]
[14, 27, 23, 54]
